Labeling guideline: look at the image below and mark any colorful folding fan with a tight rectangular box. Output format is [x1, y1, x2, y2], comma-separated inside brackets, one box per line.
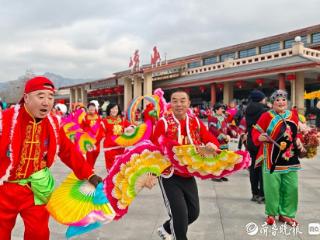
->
[127, 95, 160, 124]
[47, 173, 115, 237]
[76, 131, 97, 155]
[104, 141, 171, 219]
[163, 141, 251, 179]
[73, 108, 87, 125]
[62, 109, 99, 155]
[153, 88, 168, 118]
[112, 120, 152, 147]
[63, 122, 80, 143]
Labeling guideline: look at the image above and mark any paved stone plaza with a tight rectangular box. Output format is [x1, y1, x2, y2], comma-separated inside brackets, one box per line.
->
[12, 143, 320, 240]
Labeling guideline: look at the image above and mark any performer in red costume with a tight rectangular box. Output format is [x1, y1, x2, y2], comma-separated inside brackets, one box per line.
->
[0, 76, 102, 240]
[82, 102, 105, 167]
[103, 103, 130, 171]
[152, 90, 219, 240]
[208, 103, 230, 150]
[208, 103, 230, 182]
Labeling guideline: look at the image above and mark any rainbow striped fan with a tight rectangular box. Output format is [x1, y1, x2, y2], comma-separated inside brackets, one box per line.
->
[127, 95, 160, 124]
[168, 145, 251, 179]
[112, 120, 152, 147]
[47, 173, 115, 229]
[104, 141, 171, 219]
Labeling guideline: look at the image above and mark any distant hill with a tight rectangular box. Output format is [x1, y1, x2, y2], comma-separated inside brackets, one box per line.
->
[0, 72, 94, 103]
[41, 72, 92, 88]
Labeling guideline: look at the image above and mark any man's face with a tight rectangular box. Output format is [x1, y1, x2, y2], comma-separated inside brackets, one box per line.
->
[24, 89, 54, 118]
[170, 92, 190, 119]
[272, 97, 287, 114]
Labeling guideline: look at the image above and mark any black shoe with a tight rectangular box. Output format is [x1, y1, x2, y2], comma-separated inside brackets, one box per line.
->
[251, 194, 259, 202]
[221, 177, 228, 181]
[211, 178, 223, 182]
[257, 196, 265, 204]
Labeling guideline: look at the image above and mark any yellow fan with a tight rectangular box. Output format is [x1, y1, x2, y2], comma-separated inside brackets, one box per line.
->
[47, 173, 115, 226]
[112, 120, 152, 147]
[170, 145, 245, 178]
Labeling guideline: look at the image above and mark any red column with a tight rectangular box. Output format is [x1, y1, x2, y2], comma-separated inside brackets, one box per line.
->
[278, 73, 286, 90]
[210, 83, 216, 107]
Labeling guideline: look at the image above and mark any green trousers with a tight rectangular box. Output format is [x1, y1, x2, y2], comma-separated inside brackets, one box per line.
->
[263, 169, 298, 218]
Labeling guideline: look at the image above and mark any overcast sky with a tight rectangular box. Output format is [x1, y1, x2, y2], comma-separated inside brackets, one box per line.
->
[0, 0, 319, 82]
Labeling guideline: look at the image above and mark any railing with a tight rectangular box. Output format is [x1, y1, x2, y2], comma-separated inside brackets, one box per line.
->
[231, 49, 293, 67]
[302, 48, 320, 59]
[182, 62, 226, 76]
[182, 46, 320, 77]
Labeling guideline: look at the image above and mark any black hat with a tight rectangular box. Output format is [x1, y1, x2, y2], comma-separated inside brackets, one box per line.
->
[249, 90, 266, 102]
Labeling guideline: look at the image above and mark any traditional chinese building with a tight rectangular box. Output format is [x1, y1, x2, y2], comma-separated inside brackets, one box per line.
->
[60, 24, 320, 113]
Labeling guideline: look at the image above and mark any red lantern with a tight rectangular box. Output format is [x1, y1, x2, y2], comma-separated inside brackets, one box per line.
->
[286, 74, 296, 81]
[256, 78, 264, 87]
[235, 80, 244, 89]
[216, 83, 224, 91]
[199, 86, 206, 93]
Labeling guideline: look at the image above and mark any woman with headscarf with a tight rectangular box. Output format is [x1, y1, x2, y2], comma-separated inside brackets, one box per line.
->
[208, 103, 230, 182]
[251, 90, 305, 226]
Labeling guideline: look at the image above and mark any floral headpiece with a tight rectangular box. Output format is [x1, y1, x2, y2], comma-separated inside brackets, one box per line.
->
[270, 90, 288, 103]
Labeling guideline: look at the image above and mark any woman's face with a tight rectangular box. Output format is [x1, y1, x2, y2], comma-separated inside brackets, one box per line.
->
[110, 105, 119, 117]
[272, 97, 287, 114]
[215, 107, 224, 115]
[88, 105, 96, 115]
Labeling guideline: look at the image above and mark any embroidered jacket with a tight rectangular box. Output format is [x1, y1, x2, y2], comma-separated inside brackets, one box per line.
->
[208, 113, 229, 149]
[251, 109, 301, 173]
[0, 105, 94, 184]
[152, 112, 220, 177]
[103, 116, 130, 148]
